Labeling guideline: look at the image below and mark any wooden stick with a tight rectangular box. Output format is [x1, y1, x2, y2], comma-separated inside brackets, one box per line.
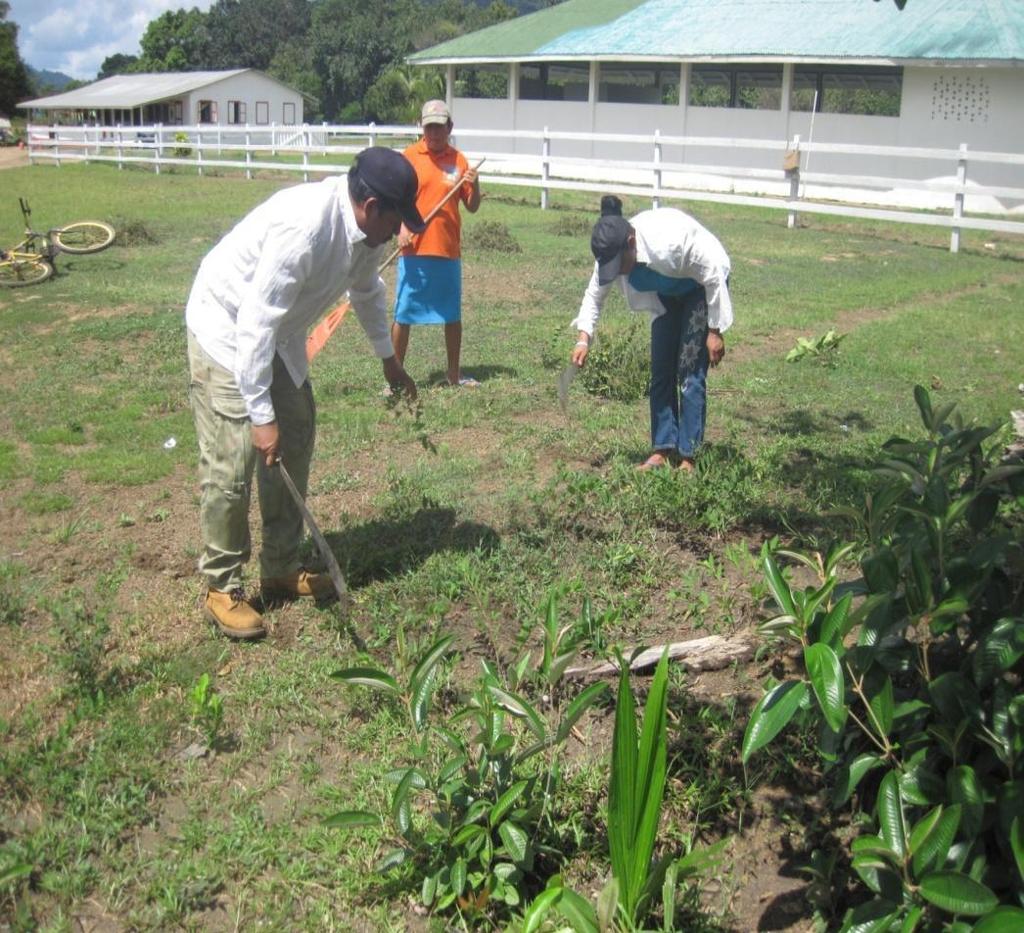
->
[564, 635, 754, 679]
[306, 157, 486, 362]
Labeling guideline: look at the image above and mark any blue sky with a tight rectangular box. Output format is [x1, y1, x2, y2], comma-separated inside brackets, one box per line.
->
[8, 1, 216, 80]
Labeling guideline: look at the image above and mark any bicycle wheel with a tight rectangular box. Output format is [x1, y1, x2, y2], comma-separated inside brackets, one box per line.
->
[0, 257, 54, 287]
[53, 221, 116, 254]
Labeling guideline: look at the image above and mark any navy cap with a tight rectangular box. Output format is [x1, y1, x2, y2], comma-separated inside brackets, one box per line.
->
[590, 214, 632, 285]
[352, 147, 426, 233]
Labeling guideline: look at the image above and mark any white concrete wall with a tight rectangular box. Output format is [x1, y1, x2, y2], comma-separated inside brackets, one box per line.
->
[451, 63, 1023, 206]
[184, 73, 304, 128]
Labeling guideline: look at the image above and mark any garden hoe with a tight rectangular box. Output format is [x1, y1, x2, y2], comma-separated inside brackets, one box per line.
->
[275, 459, 365, 651]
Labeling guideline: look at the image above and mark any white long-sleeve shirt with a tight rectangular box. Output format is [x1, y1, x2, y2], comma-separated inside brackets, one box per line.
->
[185, 177, 393, 425]
[572, 207, 733, 337]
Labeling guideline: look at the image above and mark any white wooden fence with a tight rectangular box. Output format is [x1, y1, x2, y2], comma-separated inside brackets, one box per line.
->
[26, 121, 1024, 253]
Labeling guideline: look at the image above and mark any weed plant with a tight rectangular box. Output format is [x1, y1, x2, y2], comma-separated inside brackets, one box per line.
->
[467, 220, 522, 253]
[577, 315, 650, 402]
[0, 562, 27, 626]
[743, 387, 1024, 929]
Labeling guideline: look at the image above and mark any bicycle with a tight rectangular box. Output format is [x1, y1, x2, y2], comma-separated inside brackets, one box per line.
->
[0, 198, 116, 287]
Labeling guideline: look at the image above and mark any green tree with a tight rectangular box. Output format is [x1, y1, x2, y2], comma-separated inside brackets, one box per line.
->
[0, 1, 31, 115]
[363, 64, 445, 124]
[137, 8, 212, 72]
[268, 38, 322, 121]
[97, 53, 140, 80]
[309, 0, 420, 120]
[204, 0, 312, 71]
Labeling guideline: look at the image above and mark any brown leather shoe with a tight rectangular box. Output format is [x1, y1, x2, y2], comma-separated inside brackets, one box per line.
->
[261, 568, 336, 603]
[205, 588, 266, 640]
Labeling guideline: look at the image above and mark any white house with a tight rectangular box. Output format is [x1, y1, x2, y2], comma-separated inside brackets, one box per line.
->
[18, 69, 311, 129]
[409, 0, 1024, 193]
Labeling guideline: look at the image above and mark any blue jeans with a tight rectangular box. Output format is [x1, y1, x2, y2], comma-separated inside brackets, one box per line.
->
[649, 289, 709, 459]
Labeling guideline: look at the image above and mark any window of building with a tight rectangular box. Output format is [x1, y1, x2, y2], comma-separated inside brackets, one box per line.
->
[519, 62, 589, 102]
[598, 63, 680, 105]
[227, 100, 247, 124]
[283, 101, 296, 124]
[198, 100, 218, 123]
[792, 65, 902, 116]
[454, 65, 509, 99]
[689, 65, 783, 109]
[255, 101, 269, 124]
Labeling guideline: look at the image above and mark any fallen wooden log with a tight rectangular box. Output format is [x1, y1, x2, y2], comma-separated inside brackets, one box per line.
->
[565, 634, 754, 678]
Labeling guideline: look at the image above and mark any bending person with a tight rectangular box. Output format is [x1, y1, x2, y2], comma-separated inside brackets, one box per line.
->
[570, 195, 733, 472]
[186, 147, 424, 640]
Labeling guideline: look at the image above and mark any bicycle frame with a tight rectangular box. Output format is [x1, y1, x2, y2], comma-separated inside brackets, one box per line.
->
[13, 197, 57, 262]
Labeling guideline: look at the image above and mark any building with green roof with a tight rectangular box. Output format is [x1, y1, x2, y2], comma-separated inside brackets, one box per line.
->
[409, 0, 1023, 194]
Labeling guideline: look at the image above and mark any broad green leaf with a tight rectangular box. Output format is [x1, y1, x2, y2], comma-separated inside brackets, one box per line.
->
[522, 886, 562, 933]
[408, 634, 455, 701]
[330, 667, 399, 694]
[741, 680, 808, 764]
[499, 821, 528, 864]
[1010, 815, 1024, 884]
[877, 771, 907, 860]
[973, 907, 1024, 932]
[608, 659, 637, 911]
[556, 682, 609, 742]
[838, 896, 900, 933]
[451, 824, 486, 847]
[486, 685, 547, 739]
[421, 872, 437, 906]
[820, 591, 854, 648]
[851, 856, 902, 901]
[833, 754, 883, 807]
[763, 554, 796, 617]
[913, 384, 934, 430]
[596, 878, 619, 932]
[323, 810, 380, 829]
[851, 834, 899, 863]
[489, 779, 529, 827]
[391, 767, 419, 834]
[918, 871, 998, 916]
[947, 766, 984, 838]
[411, 661, 440, 732]
[450, 858, 467, 897]
[973, 617, 1024, 687]
[0, 862, 31, 887]
[376, 848, 407, 871]
[910, 804, 960, 878]
[900, 905, 923, 933]
[804, 642, 847, 733]
[556, 887, 600, 933]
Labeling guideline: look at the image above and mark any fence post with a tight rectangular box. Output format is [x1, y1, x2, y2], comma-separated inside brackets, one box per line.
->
[322, 121, 329, 156]
[53, 126, 61, 167]
[154, 123, 162, 174]
[368, 121, 377, 149]
[116, 123, 123, 170]
[271, 122, 277, 156]
[217, 127, 222, 155]
[951, 142, 968, 254]
[302, 123, 310, 182]
[197, 129, 203, 177]
[786, 133, 801, 229]
[245, 124, 252, 180]
[653, 129, 662, 210]
[541, 126, 550, 210]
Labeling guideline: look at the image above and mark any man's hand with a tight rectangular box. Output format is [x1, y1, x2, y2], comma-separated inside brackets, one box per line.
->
[252, 421, 279, 466]
[571, 332, 591, 367]
[707, 329, 725, 367]
[382, 355, 417, 401]
[397, 223, 415, 249]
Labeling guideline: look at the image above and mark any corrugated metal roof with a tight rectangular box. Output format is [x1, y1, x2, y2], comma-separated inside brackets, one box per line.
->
[410, 0, 1024, 64]
[18, 70, 251, 110]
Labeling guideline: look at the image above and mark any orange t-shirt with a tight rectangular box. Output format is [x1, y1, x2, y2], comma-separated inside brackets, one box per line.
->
[402, 139, 471, 259]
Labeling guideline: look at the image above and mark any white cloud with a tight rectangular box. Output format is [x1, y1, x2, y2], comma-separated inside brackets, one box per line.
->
[7, 0, 217, 80]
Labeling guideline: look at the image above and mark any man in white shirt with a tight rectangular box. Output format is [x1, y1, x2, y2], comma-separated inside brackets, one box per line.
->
[570, 196, 732, 473]
[186, 147, 425, 640]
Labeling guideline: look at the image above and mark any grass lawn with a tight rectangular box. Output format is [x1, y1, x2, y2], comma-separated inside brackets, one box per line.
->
[1, 160, 1022, 930]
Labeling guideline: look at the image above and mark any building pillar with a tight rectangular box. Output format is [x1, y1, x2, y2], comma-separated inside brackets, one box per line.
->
[781, 62, 794, 141]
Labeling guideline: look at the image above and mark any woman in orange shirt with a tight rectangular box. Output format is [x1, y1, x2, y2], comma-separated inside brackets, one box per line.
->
[392, 100, 482, 387]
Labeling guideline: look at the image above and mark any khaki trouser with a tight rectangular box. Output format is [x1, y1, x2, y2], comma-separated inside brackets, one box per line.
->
[187, 330, 316, 591]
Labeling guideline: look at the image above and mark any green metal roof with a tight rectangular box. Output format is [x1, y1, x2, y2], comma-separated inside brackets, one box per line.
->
[409, 0, 1024, 64]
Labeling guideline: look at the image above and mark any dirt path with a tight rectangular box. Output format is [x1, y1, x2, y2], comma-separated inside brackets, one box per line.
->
[0, 146, 29, 170]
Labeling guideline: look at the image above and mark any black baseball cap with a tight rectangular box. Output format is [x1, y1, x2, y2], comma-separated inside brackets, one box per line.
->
[591, 214, 632, 285]
[352, 147, 426, 233]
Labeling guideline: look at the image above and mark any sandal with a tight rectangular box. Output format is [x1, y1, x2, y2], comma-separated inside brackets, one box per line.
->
[449, 376, 480, 388]
[637, 452, 671, 471]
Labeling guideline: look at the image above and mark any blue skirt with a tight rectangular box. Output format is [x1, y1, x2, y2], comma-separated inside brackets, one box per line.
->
[394, 256, 462, 325]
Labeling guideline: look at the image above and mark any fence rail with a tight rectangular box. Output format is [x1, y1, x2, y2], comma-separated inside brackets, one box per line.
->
[26, 121, 1024, 252]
